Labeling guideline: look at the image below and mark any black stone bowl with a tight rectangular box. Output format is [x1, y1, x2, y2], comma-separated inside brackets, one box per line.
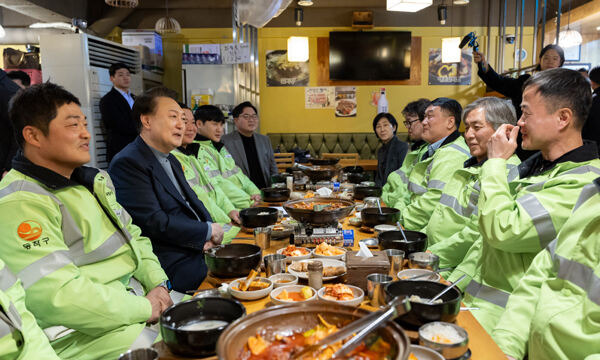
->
[239, 207, 278, 228]
[204, 243, 262, 278]
[342, 165, 364, 173]
[270, 173, 290, 185]
[261, 187, 290, 203]
[160, 297, 246, 357]
[310, 158, 339, 166]
[378, 230, 428, 255]
[353, 185, 382, 200]
[347, 172, 370, 184]
[385, 280, 462, 327]
[361, 207, 400, 227]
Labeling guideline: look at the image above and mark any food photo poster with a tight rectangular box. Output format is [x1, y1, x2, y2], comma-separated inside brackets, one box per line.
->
[266, 50, 309, 87]
[335, 86, 357, 117]
[428, 49, 472, 86]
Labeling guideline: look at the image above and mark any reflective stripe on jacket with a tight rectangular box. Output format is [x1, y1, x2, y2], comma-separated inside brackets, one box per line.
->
[0, 168, 167, 358]
[381, 143, 427, 207]
[0, 261, 59, 360]
[426, 155, 520, 269]
[460, 156, 600, 333]
[492, 178, 600, 359]
[172, 150, 240, 243]
[194, 140, 254, 209]
[398, 136, 471, 230]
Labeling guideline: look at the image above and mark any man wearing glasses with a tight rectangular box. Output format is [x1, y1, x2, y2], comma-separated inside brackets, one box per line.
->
[222, 102, 278, 189]
[382, 99, 430, 207]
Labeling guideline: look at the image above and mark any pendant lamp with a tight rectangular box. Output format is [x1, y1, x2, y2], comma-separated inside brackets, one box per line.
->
[155, 0, 181, 35]
[287, 36, 309, 62]
[105, 0, 138, 7]
[387, 0, 432, 12]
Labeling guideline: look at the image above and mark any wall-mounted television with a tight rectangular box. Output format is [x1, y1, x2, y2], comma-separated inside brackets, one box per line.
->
[329, 31, 411, 81]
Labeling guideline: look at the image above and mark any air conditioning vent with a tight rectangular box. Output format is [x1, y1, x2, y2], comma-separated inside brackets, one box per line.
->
[88, 37, 140, 73]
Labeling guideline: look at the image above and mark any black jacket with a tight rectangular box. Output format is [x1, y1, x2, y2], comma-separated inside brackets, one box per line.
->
[0, 70, 22, 174]
[99, 87, 137, 162]
[582, 87, 600, 151]
[108, 136, 213, 292]
[477, 63, 535, 161]
[375, 136, 409, 187]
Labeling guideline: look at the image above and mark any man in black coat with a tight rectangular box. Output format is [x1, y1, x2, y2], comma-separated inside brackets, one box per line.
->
[0, 69, 22, 176]
[100, 63, 137, 162]
[582, 66, 600, 151]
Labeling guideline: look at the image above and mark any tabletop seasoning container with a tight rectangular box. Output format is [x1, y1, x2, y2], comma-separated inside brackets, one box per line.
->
[346, 251, 390, 291]
[307, 261, 323, 290]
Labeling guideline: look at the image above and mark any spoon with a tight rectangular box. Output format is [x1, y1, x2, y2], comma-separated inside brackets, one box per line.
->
[290, 297, 411, 359]
[376, 198, 383, 215]
[426, 274, 467, 304]
[396, 221, 408, 242]
[406, 267, 454, 280]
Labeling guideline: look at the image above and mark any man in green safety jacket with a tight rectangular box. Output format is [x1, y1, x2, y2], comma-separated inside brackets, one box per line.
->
[395, 98, 471, 230]
[0, 83, 173, 360]
[172, 105, 240, 243]
[0, 260, 60, 360]
[382, 99, 429, 207]
[453, 68, 600, 333]
[193, 105, 261, 210]
[425, 97, 520, 271]
[492, 178, 600, 360]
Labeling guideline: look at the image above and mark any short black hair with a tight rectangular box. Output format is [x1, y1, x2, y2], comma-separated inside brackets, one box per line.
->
[9, 82, 81, 148]
[589, 66, 600, 85]
[7, 70, 31, 87]
[523, 68, 592, 129]
[178, 101, 190, 110]
[430, 97, 462, 128]
[195, 105, 225, 124]
[372, 113, 398, 138]
[402, 98, 431, 121]
[132, 86, 178, 132]
[535, 44, 565, 71]
[109, 62, 130, 76]
[232, 101, 257, 118]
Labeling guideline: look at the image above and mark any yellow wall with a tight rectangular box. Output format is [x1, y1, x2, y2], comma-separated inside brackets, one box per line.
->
[162, 26, 534, 134]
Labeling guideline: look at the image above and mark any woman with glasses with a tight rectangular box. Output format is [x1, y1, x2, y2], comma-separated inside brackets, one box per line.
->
[373, 112, 409, 187]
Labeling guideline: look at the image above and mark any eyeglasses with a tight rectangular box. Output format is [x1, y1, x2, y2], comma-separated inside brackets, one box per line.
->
[240, 114, 258, 120]
[403, 119, 420, 128]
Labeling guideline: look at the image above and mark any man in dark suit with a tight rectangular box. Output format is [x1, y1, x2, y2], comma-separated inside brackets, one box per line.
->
[221, 101, 278, 189]
[583, 66, 600, 151]
[109, 86, 223, 292]
[0, 69, 22, 177]
[100, 63, 137, 162]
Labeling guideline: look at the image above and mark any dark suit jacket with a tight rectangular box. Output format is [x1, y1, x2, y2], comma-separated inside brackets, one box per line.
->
[221, 130, 278, 187]
[0, 70, 22, 174]
[108, 136, 213, 292]
[375, 136, 409, 187]
[99, 87, 137, 162]
[583, 87, 600, 151]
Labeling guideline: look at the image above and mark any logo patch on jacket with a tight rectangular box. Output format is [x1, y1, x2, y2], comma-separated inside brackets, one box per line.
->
[17, 220, 42, 241]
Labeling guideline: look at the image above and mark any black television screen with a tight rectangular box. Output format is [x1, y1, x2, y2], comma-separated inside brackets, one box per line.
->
[329, 31, 411, 81]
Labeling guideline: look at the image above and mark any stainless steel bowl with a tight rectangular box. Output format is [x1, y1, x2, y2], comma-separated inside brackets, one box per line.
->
[419, 321, 469, 359]
[408, 252, 440, 271]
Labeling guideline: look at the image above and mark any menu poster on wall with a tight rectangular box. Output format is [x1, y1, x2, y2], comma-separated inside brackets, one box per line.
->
[266, 50, 309, 87]
[428, 49, 472, 85]
[335, 86, 357, 117]
[221, 43, 251, 64]
[305, 87, 335, 109]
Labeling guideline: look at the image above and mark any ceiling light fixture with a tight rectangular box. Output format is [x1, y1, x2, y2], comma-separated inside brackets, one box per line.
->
[155, 0, 181, 35]
[298, 0, 313, 6]
[442, 37, 461, 63]
[0, 25, 5, 38]
[295, 7, 304, 26]
[557, 0, 582, 47]
[438, 5, 447, 25]
[287, 36, 309, 62]
[453, 0, 469, 4]
[104, 0, 138, 8]
[386, 0, 433, 12]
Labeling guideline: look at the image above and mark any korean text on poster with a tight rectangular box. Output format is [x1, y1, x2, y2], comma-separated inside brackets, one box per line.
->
[428, 49, 472, 85]
[305, 87, 335, 109]
[334, 86, 357, 117]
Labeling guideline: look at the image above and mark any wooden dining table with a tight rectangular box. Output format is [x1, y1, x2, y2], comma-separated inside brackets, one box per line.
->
[154, 212, 506, 360]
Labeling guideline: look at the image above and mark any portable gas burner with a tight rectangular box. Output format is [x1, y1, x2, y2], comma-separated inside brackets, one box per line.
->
[293, 222, 344, 246]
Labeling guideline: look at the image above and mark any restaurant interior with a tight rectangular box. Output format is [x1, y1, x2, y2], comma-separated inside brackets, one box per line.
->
[0, 0, 599, 359]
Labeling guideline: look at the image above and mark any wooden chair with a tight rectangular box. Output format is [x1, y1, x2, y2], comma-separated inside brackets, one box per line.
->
[322, 152, 359, 167]
[274, 153, 294, 172]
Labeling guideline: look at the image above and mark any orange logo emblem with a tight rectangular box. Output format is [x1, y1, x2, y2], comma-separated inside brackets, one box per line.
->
[17, 221, 42, 241]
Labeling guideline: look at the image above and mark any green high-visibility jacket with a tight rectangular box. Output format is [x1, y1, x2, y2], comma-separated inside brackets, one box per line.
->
[0, 163, 168, 360]
[218, 146, 261, 196]
[396, 132, 471, 230]
[426, 155, 521, 270]
[381, 142, 427, 207]
[460, 146, 600, 333]
[0, 261, 59, 360]
[172, 148, 240, 244]
[194, 139, 256, 209]
[492, 178, 600, 360]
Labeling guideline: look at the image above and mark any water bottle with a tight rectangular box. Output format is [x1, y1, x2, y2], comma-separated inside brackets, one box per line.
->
[377, 88, 388, 114]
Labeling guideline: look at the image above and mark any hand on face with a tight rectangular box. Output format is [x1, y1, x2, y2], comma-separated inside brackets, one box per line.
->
[487, 124, 519, 160]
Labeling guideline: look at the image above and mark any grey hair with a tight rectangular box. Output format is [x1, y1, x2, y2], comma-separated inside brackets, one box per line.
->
[462, 97, 517, 130]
